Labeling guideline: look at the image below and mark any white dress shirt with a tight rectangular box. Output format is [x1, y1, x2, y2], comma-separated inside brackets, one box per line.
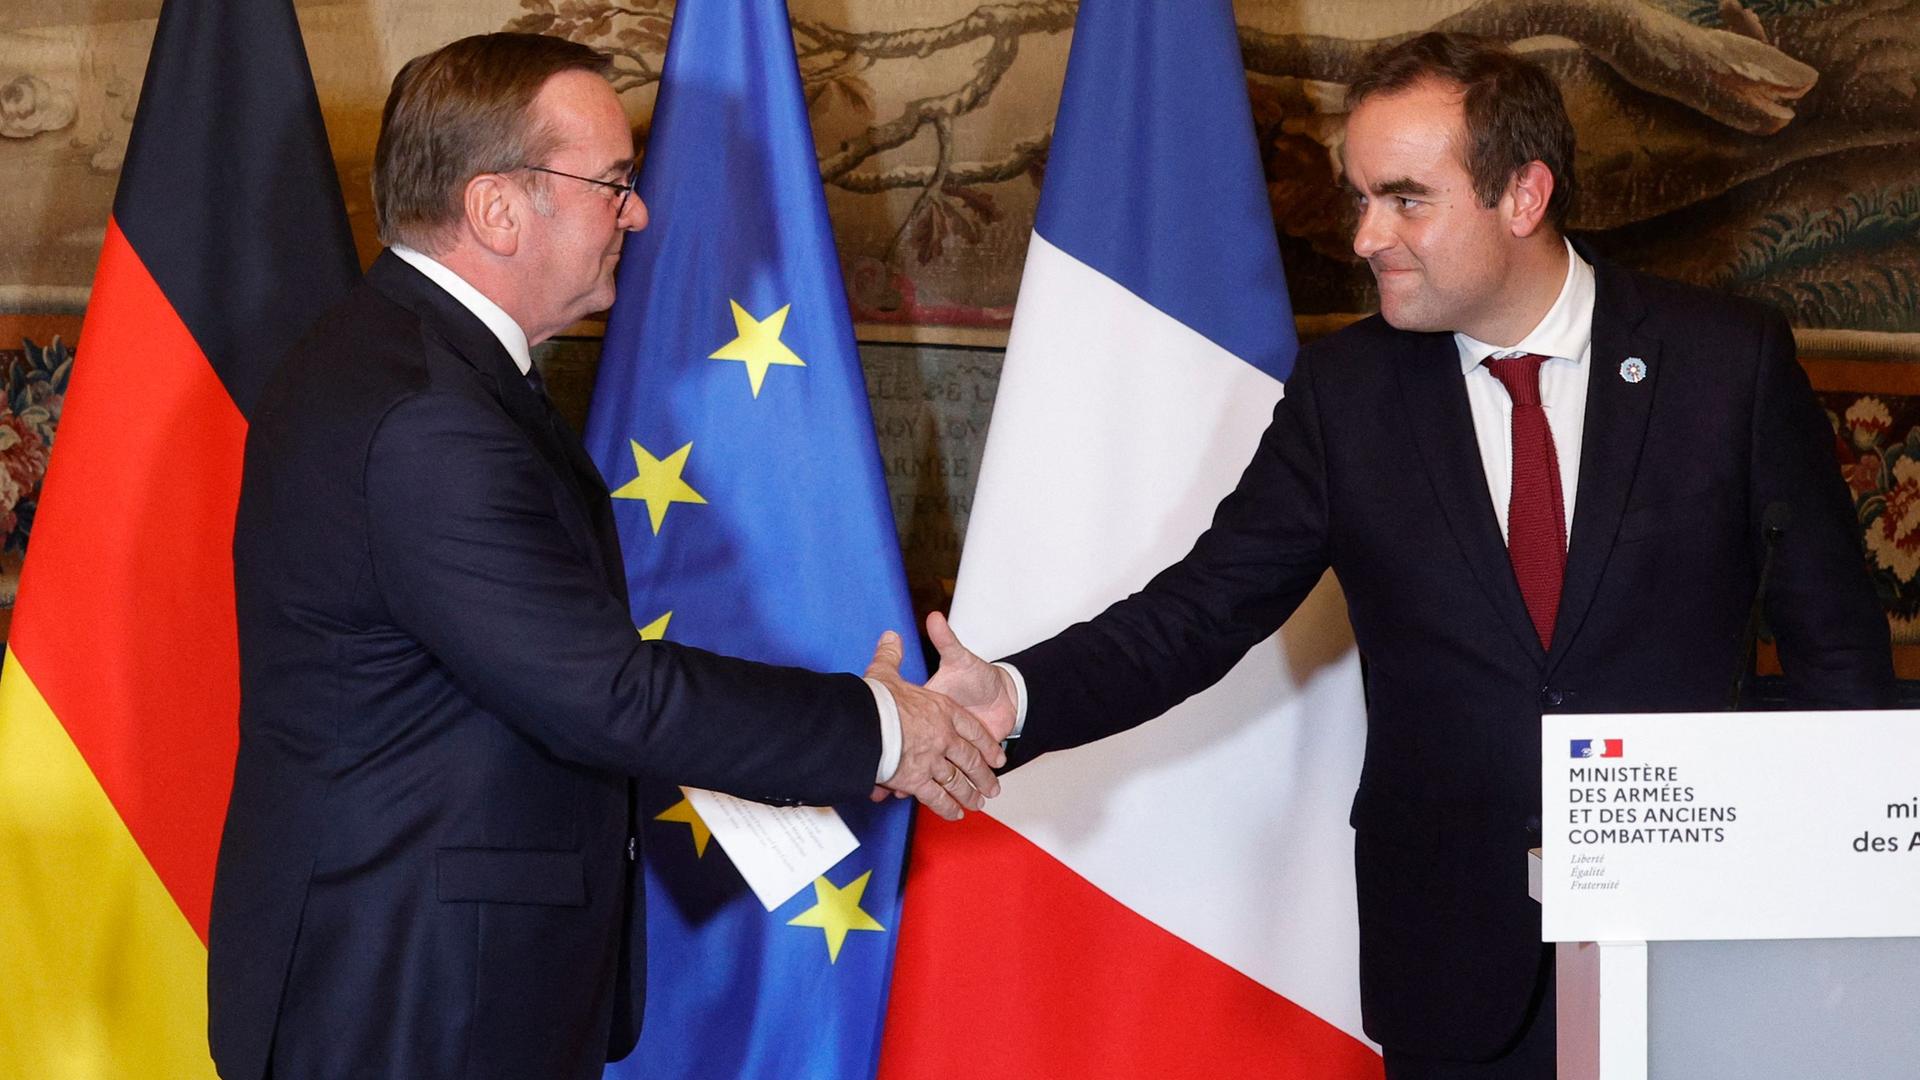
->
[387, 245, 905, 781]
[1454, 239, 1595, 543]
[391, 245, 534, 376]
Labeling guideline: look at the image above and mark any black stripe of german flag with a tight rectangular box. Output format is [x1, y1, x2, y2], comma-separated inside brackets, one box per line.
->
[113, 0, 358, 416]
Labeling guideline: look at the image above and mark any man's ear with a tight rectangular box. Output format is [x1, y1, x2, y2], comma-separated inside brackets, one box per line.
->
[1504, 160, 1555, 239]
[463, 173, 520, 257]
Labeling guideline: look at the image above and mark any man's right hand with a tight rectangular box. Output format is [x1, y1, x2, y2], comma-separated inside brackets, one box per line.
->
[924, 611, 1018, 741]
[865, 631, 1004, 821]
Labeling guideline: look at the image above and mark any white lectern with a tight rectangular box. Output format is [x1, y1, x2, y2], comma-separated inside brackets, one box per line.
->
[1534, 711, 1920, 1080]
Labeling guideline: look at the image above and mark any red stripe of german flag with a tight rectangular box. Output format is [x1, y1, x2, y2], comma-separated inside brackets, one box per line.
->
[11, 218, 248, 941]
[0, 0, 355, 1070]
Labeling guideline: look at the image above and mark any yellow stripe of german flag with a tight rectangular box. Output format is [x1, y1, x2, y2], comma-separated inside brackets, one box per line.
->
[0, 649, 216, 1077]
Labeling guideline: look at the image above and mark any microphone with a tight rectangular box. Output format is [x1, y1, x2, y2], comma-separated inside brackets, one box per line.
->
[1728, 501, 1793, 710]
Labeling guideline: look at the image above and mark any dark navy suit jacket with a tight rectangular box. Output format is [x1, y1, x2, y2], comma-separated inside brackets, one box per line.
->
[208, 253, 880, 1080]
[1002, 258, 1894, 1059]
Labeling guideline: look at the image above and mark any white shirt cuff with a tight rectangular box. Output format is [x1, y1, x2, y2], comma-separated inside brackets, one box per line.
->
[994, 661, 1028, 739]
[865, 677, 902, 783]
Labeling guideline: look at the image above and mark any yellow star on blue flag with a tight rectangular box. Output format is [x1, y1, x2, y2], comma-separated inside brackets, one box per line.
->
[655, 795, 713, 858]
[708, 300, 807, 398]
[786, 870, 886, 963]
[610, 439, 706, 535]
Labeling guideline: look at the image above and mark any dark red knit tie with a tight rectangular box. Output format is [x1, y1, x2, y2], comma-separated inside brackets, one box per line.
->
[1486, 354, 1566, 650]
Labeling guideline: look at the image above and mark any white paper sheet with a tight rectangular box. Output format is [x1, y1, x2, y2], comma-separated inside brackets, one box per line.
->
[682, 787, 859, 910]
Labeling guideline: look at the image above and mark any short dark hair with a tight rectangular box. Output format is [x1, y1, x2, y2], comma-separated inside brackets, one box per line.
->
[1345, 32, 1576, 230]
[373, 33, 614, 252]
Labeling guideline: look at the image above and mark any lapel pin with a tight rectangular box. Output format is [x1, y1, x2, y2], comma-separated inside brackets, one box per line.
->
[1619, 356, 1647, 384]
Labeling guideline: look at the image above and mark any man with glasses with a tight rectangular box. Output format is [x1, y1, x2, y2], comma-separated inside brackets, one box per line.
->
[207, 33, 1000, 1080]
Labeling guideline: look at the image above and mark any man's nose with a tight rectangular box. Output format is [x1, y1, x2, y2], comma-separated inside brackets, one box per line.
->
[619, 194, 650, 233]
[1351, 204, 1389, 259]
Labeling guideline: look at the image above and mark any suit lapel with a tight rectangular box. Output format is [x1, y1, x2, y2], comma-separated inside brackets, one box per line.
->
[364, 252, 622, 604]
[1395, 331, 1546, 664]
[534, 393, 626, 602]
[366, 252, 611, 508]
[1547, 262, 1658, 667]
[517, 379, 626, 598]
[529, 385, 616, 513]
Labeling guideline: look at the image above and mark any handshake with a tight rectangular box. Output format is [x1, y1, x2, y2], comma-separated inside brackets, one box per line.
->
[863, 612, 1021, 822]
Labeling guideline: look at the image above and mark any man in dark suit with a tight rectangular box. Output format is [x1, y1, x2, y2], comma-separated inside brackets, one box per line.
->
[924, 32, 1894, 1079]
[207, 33, 1003, 1080]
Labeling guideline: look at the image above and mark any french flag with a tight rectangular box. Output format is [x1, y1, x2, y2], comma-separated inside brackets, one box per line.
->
[880, 1, 1379, 1075]
[1571, 739, 1626, 759]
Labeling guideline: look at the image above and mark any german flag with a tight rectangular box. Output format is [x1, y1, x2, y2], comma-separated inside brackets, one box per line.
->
[0, 0, 356, 1071]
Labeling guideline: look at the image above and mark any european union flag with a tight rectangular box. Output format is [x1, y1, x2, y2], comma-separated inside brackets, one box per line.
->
[584, 2, 917, 1077]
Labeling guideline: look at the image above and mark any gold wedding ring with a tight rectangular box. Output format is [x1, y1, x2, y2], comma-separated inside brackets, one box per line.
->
[936, 766, 957, 786]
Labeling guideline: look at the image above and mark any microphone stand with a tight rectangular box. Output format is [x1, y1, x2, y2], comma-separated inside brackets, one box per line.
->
[1728, 502, 1792, 710]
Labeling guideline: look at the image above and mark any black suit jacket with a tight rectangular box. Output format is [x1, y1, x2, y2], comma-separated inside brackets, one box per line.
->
[208, 253, 880, 1080]
[1003, 259, 1893, 1059]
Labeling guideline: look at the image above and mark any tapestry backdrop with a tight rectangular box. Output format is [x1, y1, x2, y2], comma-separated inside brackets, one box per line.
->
[4, 0, 1919, 641]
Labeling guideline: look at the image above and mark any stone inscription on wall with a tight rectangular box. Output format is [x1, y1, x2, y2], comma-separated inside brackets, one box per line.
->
[859, 342, 998, 615]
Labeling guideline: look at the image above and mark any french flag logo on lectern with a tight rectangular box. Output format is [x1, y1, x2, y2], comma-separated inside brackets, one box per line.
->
[1570, 739, 1625, 759]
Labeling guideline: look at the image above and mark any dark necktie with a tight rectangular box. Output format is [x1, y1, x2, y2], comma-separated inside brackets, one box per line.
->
[524, 362, 566, 430]
[1485, 353, 1566, 650]
[522, 360, 572, 443]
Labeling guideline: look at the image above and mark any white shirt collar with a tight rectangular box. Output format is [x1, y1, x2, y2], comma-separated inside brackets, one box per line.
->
[1454, 238, 1595, 373]
[390, 245, 533, 376]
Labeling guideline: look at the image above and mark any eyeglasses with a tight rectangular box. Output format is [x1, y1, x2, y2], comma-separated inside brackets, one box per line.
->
[518, 164, 640, 214]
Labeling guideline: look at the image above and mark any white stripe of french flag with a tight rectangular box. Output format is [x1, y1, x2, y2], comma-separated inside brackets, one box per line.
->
[881, 0, 1380, 1074]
